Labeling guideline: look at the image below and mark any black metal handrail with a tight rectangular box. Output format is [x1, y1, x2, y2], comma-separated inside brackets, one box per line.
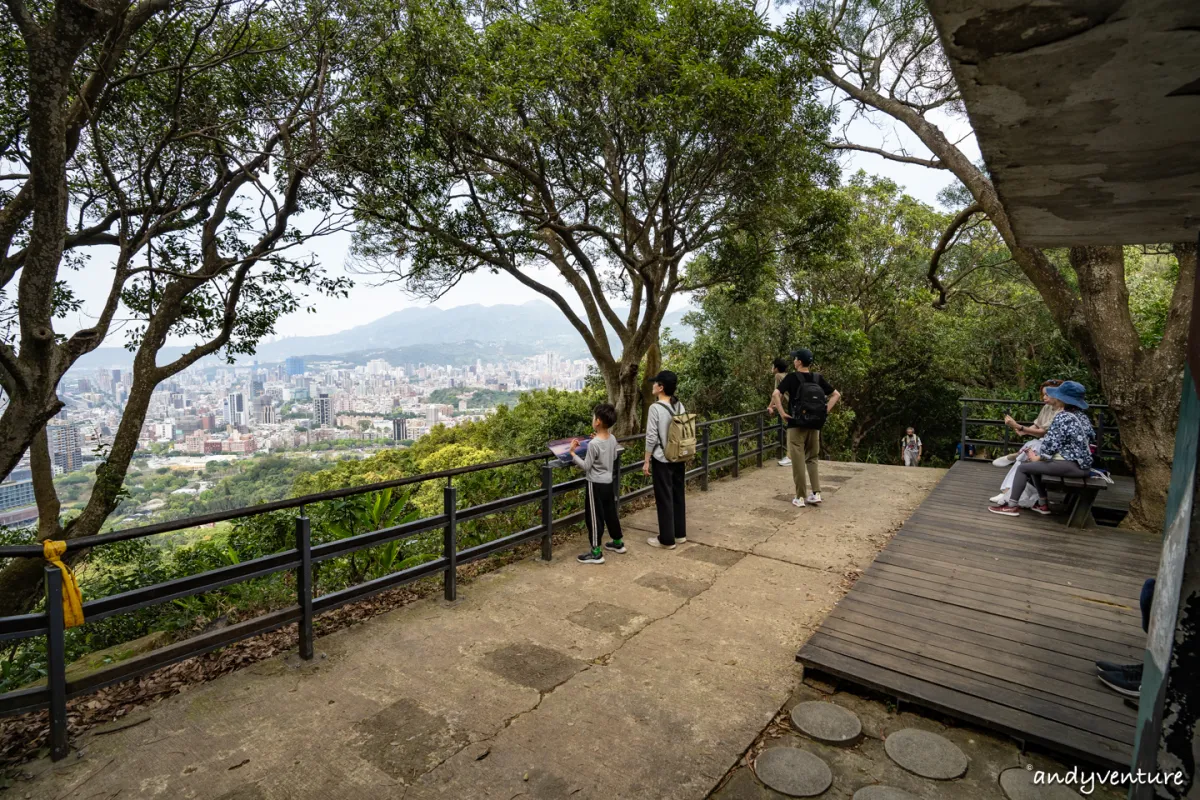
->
[958, 397, 1121, 463]
[2, 409, 786, 760]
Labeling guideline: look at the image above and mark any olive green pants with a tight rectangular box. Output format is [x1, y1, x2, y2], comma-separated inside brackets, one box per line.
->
[786, 427, 821, 497]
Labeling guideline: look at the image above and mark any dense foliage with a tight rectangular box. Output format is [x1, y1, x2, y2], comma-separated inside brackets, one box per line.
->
[665, 174, 1178, 465]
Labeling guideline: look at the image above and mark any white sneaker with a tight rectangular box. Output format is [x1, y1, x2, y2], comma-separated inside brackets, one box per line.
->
[778, 457, 792, 466]
[990, 493, 1008, 505]
[992, 454, 1016, 467]
[791, 497, 806, 508]
[807, 492, 822, 504]
[646, 537, 676, 550]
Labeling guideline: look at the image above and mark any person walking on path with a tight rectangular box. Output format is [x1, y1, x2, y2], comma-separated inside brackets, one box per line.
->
[570, 403, 624, 564]
[901, 427, 922, 466]
[988, 381, 1095, 518]
[768, 357, 792, 467]
[773, 349, 841, 508]
[643, 370, 687, 549]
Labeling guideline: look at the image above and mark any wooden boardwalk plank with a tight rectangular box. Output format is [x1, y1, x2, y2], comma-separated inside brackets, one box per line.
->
[797, 460, 1156, 771]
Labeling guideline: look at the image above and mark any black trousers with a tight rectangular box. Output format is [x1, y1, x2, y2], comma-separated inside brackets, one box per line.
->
[585, 480, 622, 549]
[651, 459, 687, 545]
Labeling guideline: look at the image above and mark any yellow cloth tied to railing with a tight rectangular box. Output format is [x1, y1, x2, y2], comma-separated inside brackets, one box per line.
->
[42, 541, 84, 629]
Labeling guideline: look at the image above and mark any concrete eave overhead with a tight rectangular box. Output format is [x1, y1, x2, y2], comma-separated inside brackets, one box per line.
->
[926, 0, 1200, 246]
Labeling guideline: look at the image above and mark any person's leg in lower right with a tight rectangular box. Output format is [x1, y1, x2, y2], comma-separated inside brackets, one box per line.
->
[787, 427, 807, 498]
[804, 429, 821, 496]
[651, 458, 676, 545]
[1141, 577, 1156, 633]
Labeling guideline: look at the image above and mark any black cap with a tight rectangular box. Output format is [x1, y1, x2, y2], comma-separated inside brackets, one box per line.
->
[790, 348, 813, 366]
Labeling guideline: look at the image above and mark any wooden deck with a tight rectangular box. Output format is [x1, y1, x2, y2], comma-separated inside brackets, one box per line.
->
[797, 460, 1158, 770]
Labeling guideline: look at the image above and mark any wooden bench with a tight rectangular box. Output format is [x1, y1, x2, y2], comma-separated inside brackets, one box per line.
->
[1040, 474, 1109, 528]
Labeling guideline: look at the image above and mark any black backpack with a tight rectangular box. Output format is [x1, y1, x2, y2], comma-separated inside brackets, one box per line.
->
[789, 373, 828, 429]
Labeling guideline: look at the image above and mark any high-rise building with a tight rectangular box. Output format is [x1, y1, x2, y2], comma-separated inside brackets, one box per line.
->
[392, 418, 408, 441]
[226, 392, 245, 427]
[285, 356, 305, 377]
[170, 392, 186, 410]
[314, 393, 333, 427]
[426, 406, 440, 426]
[256, 397, 277, 425]
[250, 379, 264, 399]
[47, 422, 83, 473]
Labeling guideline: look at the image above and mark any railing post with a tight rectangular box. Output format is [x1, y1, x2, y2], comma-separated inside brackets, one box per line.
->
[613, 446, 623, 506]
[540, 462, 554, 561]
[701, 426, 710, 491]
[1002, 405, 1011, 456]
[960, 400, 968, 461]
[44, 566, 68, 761]
[443, 480, 458, 601]
[732, 418, 741, 479]
[295, 511, 314, 660]
[756, 413, 764, 468]
[1096, 408, 1106, 463]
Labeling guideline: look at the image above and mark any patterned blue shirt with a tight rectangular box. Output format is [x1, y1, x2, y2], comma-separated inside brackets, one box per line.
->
[1040, 410, 1094, 469]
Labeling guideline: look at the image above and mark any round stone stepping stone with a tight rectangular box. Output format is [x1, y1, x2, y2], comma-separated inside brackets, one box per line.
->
[1000, 766, 1082, 799]
[852, 787, 922, 800]
[753, 747, 833, 797]
[790, 701, 863, 745]
[883, 728, 968, 780]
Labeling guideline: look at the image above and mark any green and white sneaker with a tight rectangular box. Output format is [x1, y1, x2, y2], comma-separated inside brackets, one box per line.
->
[603, 540, 627, 554]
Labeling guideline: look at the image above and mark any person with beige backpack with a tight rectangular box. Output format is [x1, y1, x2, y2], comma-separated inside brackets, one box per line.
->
[642, 370, 696, 549]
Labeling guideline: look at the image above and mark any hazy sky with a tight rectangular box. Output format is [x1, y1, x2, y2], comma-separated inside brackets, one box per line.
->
[57, 93, 981, 347]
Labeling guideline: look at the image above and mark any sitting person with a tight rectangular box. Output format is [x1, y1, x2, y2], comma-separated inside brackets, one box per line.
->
[990, 379, 1064, 507]
[988, 380, 1094, 517]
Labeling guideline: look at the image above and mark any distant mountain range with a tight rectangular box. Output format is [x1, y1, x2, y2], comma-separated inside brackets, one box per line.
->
[67, 301, 693, 372]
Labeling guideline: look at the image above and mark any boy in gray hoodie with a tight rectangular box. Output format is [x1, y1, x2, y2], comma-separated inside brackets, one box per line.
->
[570, 403, 624, 564]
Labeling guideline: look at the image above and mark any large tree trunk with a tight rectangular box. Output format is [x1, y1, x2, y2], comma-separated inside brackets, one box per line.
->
[1070, 245, 1193, 531]
[603, 361, 644, 438]
[639, 341, 662, 432]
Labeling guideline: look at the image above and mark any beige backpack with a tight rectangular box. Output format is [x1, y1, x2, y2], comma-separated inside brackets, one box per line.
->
[660, 401, 697, 463]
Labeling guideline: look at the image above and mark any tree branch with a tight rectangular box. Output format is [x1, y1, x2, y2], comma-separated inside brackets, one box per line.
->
[829, 142, 946, 170]
[928, 202, 982, 308]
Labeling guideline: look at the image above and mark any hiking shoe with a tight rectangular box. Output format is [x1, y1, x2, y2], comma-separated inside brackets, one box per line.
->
[1030, 502, 1052, 515]
[603, 540, 627, 554]
[791, 497, 806, 508]
[1098, 668, 1140, 697]
[807, 492, 823, 504]
[577, 550, 605, 565]
[1095, 661, 1143, 680]
[778, 457, 792, 466]
[646, 537, 676, 550]
[988, 504, 1021, 517]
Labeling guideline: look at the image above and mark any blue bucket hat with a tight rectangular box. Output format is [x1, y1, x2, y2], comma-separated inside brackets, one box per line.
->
[1045, 380, 1089, 410]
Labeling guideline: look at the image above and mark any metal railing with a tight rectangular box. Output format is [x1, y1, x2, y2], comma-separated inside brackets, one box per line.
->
[0, 410, 786, 760]
[958, 397, 1122, 464]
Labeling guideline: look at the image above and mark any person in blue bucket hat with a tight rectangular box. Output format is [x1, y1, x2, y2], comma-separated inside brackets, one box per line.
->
[989, 381, 1095, 517]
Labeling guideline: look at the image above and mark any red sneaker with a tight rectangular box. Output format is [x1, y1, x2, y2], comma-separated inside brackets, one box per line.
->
[988, 504, 1021, 517]
[1030, 502, 1052, 515]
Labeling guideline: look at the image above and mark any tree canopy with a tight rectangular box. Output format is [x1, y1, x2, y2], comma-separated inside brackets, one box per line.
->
[333, 0, 839, 432]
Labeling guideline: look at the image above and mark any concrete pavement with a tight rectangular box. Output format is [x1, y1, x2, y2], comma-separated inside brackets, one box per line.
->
[23, 461, 943, 800]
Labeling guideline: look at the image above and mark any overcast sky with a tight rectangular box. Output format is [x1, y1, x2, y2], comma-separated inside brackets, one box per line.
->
[57, 94, 981, 347]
